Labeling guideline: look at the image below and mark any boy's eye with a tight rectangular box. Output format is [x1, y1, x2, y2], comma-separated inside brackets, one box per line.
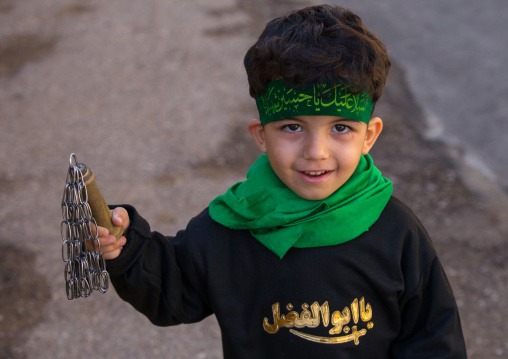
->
[283, 124, 302, 133]
[332, 124, 350, 133]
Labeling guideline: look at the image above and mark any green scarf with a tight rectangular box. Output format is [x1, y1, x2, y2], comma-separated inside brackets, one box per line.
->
[209, 154, 392, 258]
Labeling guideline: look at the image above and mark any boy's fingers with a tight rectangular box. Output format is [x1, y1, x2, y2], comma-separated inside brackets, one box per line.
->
[99, 235, 115, 247]
[101, 235, 125, 248]
[102, 247, 123, 261]
[98, 226, 109, 238]
[87, 207, 128, 260]
[111, 207, 129, 230]
[90, 224, 109, 238]
[89, 208, 127, 236]
[111, 216, 123, 228]
[96, 236, 126, 257]
[87, 233, 125, 251]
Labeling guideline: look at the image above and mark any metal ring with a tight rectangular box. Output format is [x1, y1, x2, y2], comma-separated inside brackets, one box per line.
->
[78, 181, 88, 205]
[66, 279, 75, 300]
[64, 260, 74, 281]
[91, 272, 100, 291]
[79, 278, 92, 298]
[69, 153, 78, 166]
[60, 220, 71, 241]
[61, 239, 73, 262]
[99, 271, 109, 293]
[97, 253, 107, 272]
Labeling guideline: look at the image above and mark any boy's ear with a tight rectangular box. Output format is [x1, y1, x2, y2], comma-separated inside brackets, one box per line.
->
[362, 117, 383, 155]
[248, 119, 267, 153]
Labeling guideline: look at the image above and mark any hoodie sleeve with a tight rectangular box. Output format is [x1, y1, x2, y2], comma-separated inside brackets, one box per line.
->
[105, 205, 213, 326]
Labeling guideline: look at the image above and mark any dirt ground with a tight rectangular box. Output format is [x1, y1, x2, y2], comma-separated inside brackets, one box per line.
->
[0, 0, 507, 358]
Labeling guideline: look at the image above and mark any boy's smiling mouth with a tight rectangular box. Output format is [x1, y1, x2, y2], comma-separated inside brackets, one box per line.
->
[298, 170, 334, 184]
[302, 170, 330, 177]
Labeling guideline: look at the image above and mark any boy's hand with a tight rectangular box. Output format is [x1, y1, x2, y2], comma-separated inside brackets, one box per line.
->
[92, 207, 130, 260]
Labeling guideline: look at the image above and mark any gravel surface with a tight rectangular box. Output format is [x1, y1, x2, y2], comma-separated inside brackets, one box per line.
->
[1, 0, 507, 358]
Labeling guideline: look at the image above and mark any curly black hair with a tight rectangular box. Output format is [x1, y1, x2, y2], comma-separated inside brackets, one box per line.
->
[244, 4, 391, 103]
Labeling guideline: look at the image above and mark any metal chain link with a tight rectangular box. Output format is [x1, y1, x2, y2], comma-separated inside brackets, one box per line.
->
[61, 153, 109, 300]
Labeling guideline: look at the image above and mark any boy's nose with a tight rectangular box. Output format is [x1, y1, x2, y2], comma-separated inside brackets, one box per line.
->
[302, 133, 330, 160]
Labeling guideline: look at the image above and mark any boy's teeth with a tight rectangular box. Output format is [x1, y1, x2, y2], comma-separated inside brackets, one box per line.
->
[305, 171, 327, 176]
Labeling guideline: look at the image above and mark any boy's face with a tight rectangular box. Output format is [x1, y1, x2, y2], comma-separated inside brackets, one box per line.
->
[248, 115, 383, 201]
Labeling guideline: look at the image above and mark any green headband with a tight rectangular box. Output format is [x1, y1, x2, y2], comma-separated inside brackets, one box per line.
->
[255, 79, 373, 125]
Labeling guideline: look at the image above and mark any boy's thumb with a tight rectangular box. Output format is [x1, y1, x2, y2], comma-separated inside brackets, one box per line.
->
[112, 210, 123, 226]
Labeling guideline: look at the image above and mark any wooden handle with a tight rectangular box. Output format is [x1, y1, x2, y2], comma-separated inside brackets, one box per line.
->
[79, 164, 123, 239]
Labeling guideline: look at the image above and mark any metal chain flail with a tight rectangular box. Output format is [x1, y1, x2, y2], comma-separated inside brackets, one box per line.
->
[61, 153, 109, 300]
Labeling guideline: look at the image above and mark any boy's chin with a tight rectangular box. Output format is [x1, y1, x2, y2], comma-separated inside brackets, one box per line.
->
[293, 189, 337, 201]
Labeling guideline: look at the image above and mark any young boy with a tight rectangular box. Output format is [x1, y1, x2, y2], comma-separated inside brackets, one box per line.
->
[99, 5, 467, 358]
